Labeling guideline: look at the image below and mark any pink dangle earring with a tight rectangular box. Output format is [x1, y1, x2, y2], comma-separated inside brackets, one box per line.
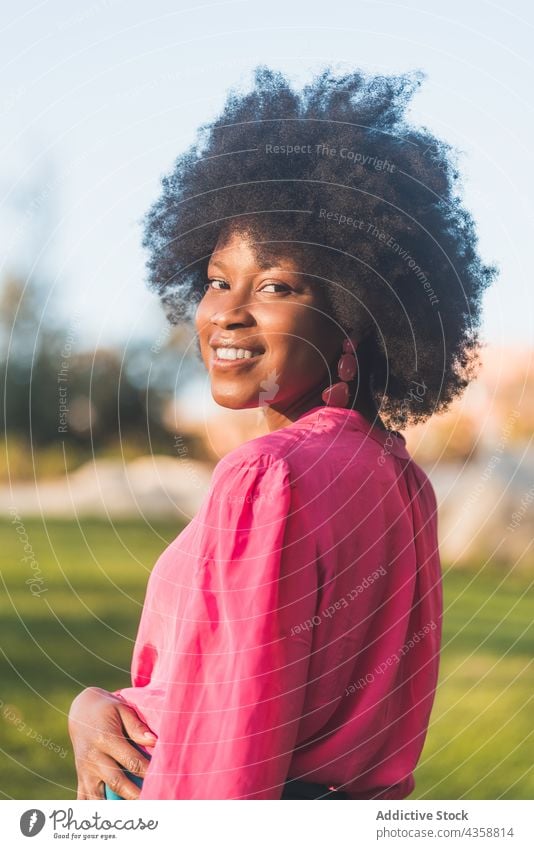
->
[321, 332, 358, 408]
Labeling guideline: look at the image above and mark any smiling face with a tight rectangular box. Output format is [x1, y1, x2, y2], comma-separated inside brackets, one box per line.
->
[195, 228, 345, 429]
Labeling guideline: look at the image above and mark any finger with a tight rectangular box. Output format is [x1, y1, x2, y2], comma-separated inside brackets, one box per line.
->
[99, 753, 143, 801]
[83, 789, 106, 801]
[77, 781, 105, 801]
[117, 703, 157, 746]
[103, 735, 152, 779]
[74, 730, 151, 791]
[90, 780, 106, 801]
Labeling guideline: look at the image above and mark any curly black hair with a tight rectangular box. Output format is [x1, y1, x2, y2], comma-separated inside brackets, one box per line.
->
[142, 66, 496, 427]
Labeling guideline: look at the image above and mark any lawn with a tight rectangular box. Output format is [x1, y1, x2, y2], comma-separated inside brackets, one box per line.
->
[0, 518, 532, 800]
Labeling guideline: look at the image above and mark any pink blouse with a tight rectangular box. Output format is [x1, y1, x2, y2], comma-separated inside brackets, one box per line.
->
[112, 405, 442, 800]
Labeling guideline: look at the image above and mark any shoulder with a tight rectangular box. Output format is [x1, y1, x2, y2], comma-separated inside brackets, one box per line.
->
[196, 440, 295, 541]
[212, 428, 295, 480]
[208, 435, 294, 502]
[407, 456, 439, 512]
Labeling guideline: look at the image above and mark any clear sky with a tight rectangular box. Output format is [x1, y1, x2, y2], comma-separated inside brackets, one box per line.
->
[1, 0, 533, 351]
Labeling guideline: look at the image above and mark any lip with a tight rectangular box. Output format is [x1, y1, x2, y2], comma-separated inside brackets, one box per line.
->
[209, 336, 264, 352]
[209, 349, 264, 369]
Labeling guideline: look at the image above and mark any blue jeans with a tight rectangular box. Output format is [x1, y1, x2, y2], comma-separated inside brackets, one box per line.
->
[104, 738, 150, 800]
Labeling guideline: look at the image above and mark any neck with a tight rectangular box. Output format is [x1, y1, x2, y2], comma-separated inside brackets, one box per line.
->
[262, 383, 387, 433]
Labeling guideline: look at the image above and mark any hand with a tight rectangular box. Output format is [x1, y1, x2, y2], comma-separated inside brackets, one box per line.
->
[68, 686, 157, 800]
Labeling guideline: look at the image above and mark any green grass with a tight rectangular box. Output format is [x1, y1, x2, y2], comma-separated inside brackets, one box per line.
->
[414, 565, 534, 799]
[0, 518, 532, 800]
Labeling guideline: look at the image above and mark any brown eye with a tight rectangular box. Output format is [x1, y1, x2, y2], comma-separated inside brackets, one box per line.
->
[259, 281, 290, 293]
[207, 278, 229, 290]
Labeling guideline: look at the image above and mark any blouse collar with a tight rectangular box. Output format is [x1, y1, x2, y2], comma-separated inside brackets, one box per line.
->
[286, 404, 410, 460]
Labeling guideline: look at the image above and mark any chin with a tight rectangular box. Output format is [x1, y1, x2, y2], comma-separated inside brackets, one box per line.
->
[211, 390, 259, 411]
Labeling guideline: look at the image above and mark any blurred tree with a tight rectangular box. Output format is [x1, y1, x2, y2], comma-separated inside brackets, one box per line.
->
[0, 170, 204, 479]
[0, 275, 202, 466]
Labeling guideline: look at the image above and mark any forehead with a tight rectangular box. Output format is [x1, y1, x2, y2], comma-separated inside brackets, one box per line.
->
[209, 228, 300, 271]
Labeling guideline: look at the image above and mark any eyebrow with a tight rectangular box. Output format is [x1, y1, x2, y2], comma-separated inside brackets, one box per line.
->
[207, 257, 297, 273]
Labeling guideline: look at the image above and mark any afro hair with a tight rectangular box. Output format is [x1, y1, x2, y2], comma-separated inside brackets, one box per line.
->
[142, 65, 497, 428]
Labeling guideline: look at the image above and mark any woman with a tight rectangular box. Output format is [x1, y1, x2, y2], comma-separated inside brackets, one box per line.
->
[68, 66, 495, 800]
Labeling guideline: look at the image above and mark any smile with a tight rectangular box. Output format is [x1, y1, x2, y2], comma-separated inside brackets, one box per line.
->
[211, 347, 264, 367]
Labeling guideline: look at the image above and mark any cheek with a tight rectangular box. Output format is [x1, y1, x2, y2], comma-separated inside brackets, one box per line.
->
[194, 295, 210, 334]
[283, 338, 328, 380]
[194, 298, 213, 358]
[268, 313, 331, 378]
[294, 304, 334, 354]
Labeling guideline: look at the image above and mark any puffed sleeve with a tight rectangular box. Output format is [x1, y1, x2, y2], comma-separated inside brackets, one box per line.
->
[139, 452, 318, 799]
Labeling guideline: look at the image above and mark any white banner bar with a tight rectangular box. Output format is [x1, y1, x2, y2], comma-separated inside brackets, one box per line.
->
[3, 799, 533, 848]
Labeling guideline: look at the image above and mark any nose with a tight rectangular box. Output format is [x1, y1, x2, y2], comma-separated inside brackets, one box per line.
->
[210, 297, 254, 330]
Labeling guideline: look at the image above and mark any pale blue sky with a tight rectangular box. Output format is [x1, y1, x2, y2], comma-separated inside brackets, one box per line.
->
[2, 0, 533, 351]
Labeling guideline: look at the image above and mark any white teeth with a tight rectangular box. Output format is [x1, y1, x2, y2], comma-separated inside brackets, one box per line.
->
[215, 347, 259, 360]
